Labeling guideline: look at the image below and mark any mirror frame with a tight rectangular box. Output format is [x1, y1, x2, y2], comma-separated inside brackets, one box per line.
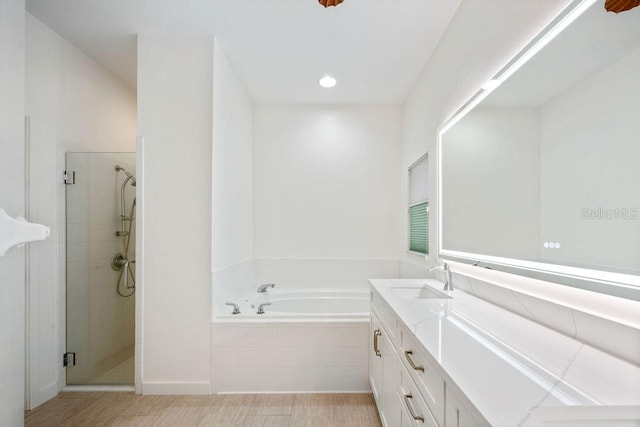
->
[436, 0, 640, 301]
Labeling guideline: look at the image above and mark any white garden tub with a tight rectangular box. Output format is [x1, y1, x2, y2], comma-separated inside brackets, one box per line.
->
[217, 288, 370, 320]
[213, 288, 372, 393]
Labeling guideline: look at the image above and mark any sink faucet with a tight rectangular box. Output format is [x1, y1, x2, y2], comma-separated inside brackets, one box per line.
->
[257, 283, 276, 293]
[429, 262, 453, 291]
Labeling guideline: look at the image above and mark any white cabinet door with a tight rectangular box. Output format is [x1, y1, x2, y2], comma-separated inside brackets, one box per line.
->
[381, 332, 402, 427]
[371, 311, 403, 427]
[370, 313, 384, 405]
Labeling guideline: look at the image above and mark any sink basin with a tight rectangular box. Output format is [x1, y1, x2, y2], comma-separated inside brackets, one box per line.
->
[391, 285, 452, 300]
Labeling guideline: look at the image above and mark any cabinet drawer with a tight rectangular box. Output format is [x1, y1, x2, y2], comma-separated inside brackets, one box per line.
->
[400, 325, 445, 427]
[399, 361, 438, 427]
[371, 289, 400, 347]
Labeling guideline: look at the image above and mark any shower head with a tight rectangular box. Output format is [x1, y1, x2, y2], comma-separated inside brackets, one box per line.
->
[115, 164, 137, 186]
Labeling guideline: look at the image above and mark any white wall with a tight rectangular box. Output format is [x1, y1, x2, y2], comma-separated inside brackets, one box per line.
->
[0, 0, 26, 424]
[442, 106, 540, 260]
[400, 0, 571, 276]
[137, 34, 212, 394]
[252, 106, 402, 288]
[211, 40, 254, 307]
[25, 13, 136, 407]
[540, 47, 640, 273]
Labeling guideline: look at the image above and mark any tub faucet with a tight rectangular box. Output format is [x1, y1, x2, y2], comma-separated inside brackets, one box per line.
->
[225, 302, 240, 315]
[257, 283, 276, 293]
[257, 302, 271, 314]
[429, 262, 453, 291]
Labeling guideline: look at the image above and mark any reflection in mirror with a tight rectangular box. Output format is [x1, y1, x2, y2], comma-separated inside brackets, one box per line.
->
[440, 1, 640, 295]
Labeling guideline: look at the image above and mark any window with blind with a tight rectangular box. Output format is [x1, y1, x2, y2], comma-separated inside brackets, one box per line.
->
[409, 202, 429, 253]
[408, 154, 429, 255]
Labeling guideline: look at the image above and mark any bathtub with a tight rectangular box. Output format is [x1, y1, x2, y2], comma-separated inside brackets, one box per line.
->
[212, 288, 372, 393]
[217, 288, 370, 320]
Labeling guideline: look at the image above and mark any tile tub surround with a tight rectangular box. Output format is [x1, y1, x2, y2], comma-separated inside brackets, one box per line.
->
[211, 322, 370, 393]
[370, 279, 640, 426]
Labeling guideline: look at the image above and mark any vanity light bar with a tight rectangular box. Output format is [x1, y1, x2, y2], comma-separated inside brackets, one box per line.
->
[492, 0, 598, 86]
[440, 0, 597, 137]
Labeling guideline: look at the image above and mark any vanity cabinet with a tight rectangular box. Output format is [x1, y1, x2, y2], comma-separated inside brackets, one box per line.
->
[399, 359, 438, 426]
[370, 310, 402, 427]
[399, 325, 445, 426]
[371, 303, 439, 427]
[444, 386, 488, 427]
[371, 290, 488, 427]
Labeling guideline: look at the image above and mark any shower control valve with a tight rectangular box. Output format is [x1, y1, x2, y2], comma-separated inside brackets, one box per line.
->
[111, 253, 127, 271]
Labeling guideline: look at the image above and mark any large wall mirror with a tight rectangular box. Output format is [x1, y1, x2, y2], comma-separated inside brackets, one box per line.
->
[438, 0, 640, 300]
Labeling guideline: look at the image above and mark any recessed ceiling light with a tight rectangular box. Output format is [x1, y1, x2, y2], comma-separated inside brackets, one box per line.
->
[319, 75, 337, 88]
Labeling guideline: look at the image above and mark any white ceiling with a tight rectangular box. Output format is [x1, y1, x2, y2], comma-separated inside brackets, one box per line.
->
[25, 0, 462, 104]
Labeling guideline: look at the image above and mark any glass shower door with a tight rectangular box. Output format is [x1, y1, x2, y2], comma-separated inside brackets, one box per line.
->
[65, 152, 136, 385]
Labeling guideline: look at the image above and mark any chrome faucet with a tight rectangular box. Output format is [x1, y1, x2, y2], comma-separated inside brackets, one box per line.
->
[225, 302, 240, 314]
[429, 262, 453, 291]
[257, 283, 276, 293]
[257, 302, 271, 314]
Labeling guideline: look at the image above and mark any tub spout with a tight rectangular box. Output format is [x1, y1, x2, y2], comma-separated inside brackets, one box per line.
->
[257, 283, 276, 293]
[257, 302, 271, 314]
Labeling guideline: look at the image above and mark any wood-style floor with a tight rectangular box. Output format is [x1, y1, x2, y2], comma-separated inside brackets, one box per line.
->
[24, 392, 383, 427]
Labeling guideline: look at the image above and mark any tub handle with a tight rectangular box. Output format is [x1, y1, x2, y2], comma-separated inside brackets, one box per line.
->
[257, 302, 271, 314]
[373, 329, 382, 357]
[225, 302, 240, 315]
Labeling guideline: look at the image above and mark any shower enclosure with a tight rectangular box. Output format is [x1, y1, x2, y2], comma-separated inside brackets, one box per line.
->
[65, 152, 136, 385]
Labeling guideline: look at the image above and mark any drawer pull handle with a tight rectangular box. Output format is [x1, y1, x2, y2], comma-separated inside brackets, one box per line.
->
[403, 393, 425, 423]
[373, 329, 382, 357]
[404, 350, 425, 372]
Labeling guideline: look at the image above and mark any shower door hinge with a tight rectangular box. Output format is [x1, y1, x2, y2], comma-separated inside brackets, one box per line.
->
[63, 352, 76, 367]
[63, 170, 76, 185]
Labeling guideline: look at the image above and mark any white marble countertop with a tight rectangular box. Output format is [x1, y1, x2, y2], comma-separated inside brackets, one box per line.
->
[369, 279, 640, 427]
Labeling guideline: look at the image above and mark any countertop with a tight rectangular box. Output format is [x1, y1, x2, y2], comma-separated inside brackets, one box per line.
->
[369, 279, 640, 427]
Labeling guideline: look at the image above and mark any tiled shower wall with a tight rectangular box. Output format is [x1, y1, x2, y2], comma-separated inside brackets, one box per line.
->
[65, 152, 136, 383]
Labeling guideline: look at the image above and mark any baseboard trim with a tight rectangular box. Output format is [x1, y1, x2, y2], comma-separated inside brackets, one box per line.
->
[141, 382, 211, 395]
[61, 385, 135, 392]
[217, 389, 372, 395]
